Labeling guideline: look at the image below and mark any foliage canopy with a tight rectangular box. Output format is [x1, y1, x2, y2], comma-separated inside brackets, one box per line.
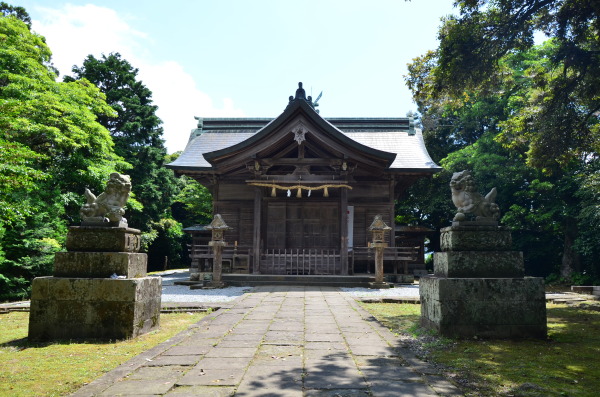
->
[431, 0, 600, 170]
[404, 0, 600, 280]
[0, 14, 125, 300]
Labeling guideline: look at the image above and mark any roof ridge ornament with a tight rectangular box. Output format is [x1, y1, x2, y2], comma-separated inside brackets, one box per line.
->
[295, 82, 306, 100]
[287, 82, 316, 110]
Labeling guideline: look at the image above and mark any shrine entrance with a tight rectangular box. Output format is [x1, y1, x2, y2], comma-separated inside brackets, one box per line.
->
[266, 202, 339, 249]
[168, 82, 441, 281]
[262, 202, 341, 275]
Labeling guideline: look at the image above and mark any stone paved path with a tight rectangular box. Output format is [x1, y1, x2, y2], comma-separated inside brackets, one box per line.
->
[72, 286, 463, 396]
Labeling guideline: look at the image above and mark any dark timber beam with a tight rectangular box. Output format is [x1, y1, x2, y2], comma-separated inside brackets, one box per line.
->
[252, 187, 262, 274]
[389, 177, 396, 248]
[260, 158, 343, 166]
[340, 187, 348, 275]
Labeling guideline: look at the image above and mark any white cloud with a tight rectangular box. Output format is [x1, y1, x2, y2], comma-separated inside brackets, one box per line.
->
[31, 4, 244, 153]
[32, 4, 146, 74]
[138, 61, 245, 153]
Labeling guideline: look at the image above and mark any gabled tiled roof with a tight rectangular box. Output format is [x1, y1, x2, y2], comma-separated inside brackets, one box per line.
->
[202, 98, 398, 167]
[168, 122, 439, 172]
[167, 83, 440, 173]
[343, 130, 438, 171]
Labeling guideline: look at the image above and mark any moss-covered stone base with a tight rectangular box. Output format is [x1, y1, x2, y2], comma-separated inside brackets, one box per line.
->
[28, 276, 161, 341]
[65, 226, 141, 252]
[54, 252, 147, 278]
[440, 225, 513, 251]
[420, 276, 547, 338]
[434, 251, 524, 278]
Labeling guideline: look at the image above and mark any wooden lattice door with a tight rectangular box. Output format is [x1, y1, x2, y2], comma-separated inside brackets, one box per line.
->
[266, 202, 339, 249]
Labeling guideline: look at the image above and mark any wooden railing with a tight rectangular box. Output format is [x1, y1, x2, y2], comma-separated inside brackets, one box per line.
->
[188, 244, 419, 275]
[350, 246, 420, 274]
[260, 249, 340, 275]
[189, 245, 252, 273]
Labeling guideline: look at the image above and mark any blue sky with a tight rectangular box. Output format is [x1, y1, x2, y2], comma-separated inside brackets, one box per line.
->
[13, 0, 457, 153]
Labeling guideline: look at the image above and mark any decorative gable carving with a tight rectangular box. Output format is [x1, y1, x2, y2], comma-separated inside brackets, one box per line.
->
[291, 122, 308, 145]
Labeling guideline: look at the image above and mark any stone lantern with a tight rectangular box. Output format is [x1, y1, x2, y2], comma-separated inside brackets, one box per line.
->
[368, 215, 392, 288]
[205, 214, 232, 288]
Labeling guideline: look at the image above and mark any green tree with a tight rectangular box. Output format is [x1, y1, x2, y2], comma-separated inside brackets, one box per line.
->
[0, 2, 30, 28]
[432, 0, 600, 171]
[172, 175, 213, 228]
[145, 218, 184, 271]
[574, 163, 600, 282]
[66, 53, 178, 229]
[405, 41, 593, 278]
[0, 14, 122, 300]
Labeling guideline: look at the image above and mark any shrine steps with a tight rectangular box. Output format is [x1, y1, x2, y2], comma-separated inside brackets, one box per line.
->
[221, 274, 376, 288]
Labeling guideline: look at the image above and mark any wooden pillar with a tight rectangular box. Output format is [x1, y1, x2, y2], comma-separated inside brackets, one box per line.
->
[252, 187, 262, 274]
[340, 187, 348, 275]
[389, 177, 396, 248]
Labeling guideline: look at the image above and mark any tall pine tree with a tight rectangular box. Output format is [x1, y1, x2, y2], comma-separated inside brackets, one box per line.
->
[66, 53, 178, 229]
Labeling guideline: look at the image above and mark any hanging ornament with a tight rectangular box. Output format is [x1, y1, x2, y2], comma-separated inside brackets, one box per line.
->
[323, 187, 329, 197]
[287, 189, 291, 197]
[297, 187, 302, 198]
[271, 186, 276, 197]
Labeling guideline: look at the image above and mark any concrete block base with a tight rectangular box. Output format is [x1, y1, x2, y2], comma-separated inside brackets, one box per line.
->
[206, 281, 226, 289]
[420, 276, 547, 338]
[396, 274, 415, 283]
[368, 281, 392, 289]
[28, 276, 161, 341]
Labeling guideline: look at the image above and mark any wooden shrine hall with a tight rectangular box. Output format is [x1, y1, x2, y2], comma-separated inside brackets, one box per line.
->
[167, 83, 440, 278]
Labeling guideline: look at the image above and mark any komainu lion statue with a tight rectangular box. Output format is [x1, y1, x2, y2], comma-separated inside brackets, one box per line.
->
[80, 173, 131, 226]
[450, 170, 500, 222]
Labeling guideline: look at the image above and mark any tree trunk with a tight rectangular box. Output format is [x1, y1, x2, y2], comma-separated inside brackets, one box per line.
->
[560, 216, 580, 279]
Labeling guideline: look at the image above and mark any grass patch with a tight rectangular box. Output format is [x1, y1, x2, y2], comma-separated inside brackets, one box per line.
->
[361, 302, 600, 397]
[361, 302, 422, 335]
[0, 311, 208, 397]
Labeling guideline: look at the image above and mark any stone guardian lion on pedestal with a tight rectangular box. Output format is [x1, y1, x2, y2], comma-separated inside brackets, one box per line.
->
[450, 170, 500, 222]
[80, 173, 131, 227]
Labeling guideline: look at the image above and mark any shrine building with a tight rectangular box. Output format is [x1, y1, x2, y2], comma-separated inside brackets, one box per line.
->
[166, 83, 440, 277]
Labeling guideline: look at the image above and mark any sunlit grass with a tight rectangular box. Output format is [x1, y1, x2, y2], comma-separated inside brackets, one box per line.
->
[0, 311, 207, 397]
[361, 302, 600, 397]
[361, 302, 421, 335]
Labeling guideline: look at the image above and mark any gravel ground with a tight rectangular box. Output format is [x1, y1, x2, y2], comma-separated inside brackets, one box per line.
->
[157, 271, 253, 303]
[155, 270, 420, 303]
[340, 285, 420, 298]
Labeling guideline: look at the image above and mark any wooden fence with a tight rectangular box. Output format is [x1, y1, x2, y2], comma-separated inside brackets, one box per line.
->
[259, 249, 341, 275]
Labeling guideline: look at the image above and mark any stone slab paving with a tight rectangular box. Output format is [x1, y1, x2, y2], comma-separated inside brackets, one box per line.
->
[71, 286, 464, 396]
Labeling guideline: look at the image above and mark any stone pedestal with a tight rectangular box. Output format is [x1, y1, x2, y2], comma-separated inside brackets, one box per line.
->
[29, 226, 161, 341]
[208, 240, 225, 288]
[65, 226, 142, 252]
[420, 224, 547, 338]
